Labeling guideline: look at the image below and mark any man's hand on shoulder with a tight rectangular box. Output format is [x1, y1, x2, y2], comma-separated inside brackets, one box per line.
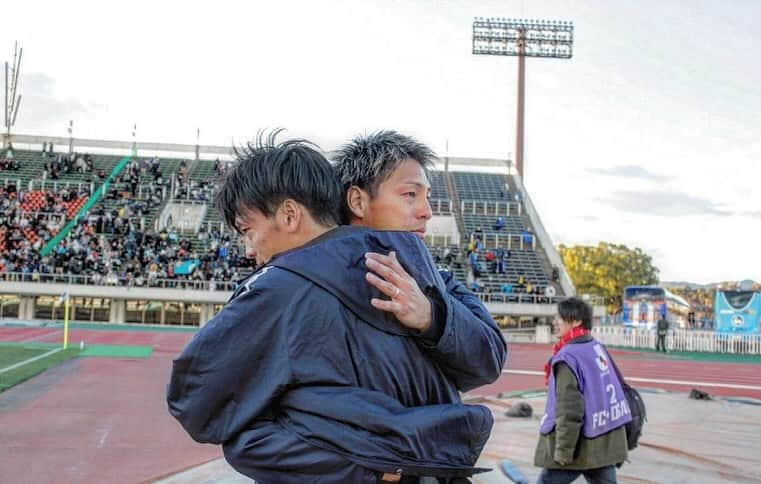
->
[364, 251, 432, 332]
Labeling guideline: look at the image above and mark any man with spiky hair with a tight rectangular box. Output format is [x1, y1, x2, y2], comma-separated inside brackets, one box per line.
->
[333, 130, 507, 392]
[168, 131, 493, 484]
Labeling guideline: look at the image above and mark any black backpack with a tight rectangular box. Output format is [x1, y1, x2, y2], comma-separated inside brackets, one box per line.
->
[609, 353, 647, 450]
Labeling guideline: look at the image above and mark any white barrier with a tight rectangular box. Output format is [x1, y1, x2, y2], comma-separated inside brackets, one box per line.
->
[592, 327, 761, 355]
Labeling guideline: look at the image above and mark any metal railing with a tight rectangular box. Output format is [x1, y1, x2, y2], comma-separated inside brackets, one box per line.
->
[460, 199, 521, 216]
[0, 271, 240, 292]
[2, 178, 21, 189]
[469, 231, 536, 250]
[593, 326, 761, 355]
[28, 179, 93, 194]
[429, 198, 453, 214]
[477, 293, 565, 304]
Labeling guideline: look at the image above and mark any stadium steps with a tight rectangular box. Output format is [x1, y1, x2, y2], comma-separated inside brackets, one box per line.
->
[443, 171, 466, 238]
[505, 175, 563, 295]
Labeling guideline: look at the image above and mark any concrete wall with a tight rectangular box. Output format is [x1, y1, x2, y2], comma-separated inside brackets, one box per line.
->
[426, 215, 460, 244]
[0, 281, 607, 327]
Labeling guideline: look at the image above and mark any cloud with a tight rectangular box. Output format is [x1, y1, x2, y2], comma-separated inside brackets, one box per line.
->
[573, 215, 599, 223]
[12, 72, 101, 130]
[600, 190, 730, 217]
[586, 164, 674, 182]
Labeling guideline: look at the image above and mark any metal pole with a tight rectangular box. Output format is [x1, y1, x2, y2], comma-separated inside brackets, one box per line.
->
[515, 28, 526, 180]
[195, 128, 200, 161]
[3, 62, 8, 130]
[3, 62, 9, 146]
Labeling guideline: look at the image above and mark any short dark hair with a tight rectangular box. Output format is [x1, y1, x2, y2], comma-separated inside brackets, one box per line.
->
[332, 130, 437, 224]
[214, 130, 341, 233]
[557, 297, 593, 330]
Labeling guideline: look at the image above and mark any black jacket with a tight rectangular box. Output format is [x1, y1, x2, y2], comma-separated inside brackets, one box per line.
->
[167, 227, 506, 483]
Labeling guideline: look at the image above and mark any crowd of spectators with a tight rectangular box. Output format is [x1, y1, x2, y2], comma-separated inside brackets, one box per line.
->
[174, 179, 215, 201]
[0, 151, 253, 289]
[0, 158, 20, 171]
[2, 207, 253, 289]
[173, 158, 218, 201]
[0, 184, 86, 273]
[0, 148, 551, 296]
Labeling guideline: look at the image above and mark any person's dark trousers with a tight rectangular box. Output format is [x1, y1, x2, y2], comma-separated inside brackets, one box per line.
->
[656, 334, 666, 352]
[537, 465, 617, 484]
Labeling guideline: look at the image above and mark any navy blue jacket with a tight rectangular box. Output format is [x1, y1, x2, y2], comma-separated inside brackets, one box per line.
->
[167, 227, 507, 483]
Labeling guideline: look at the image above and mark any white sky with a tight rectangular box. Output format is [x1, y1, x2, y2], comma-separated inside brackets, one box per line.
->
[3, 0, 760, 283]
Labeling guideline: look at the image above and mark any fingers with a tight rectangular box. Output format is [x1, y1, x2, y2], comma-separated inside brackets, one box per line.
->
[370, 297, 402, 312]
[364, 252, 404, 286]
[365, 272, 400, 298]
[366, 251, 405, 275]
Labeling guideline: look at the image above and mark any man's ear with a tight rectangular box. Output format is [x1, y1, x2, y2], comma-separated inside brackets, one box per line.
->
[346, 186, 370, 220]
[277, 199, 302, 232]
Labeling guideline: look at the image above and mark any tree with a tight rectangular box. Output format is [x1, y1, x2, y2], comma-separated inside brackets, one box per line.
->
[558, 242, 659, 312]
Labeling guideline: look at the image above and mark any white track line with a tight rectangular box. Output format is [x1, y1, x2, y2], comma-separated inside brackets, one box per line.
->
[0, 348, 63, 374]
[501, 369, 761, 391]
[21, 330, 61, 343]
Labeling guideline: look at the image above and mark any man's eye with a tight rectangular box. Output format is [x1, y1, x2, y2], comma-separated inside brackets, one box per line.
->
[404, 192, 416, 198]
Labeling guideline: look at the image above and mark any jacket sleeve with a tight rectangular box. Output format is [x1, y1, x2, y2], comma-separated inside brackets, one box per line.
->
[416, 270, 507, 392]
[553, 363, 584, 464]
[166, 283, 293, 444]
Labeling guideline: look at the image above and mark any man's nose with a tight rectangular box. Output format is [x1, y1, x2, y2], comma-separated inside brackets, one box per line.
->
[418, 198, 432, 220]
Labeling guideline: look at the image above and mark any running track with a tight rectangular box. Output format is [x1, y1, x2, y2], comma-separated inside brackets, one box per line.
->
[1, 327, 760, 483]
[472, 343, 761, 400]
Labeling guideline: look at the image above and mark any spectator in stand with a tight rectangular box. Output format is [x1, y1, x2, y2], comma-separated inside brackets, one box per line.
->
[467, 246, 479, 282]
[494, 247, 506, 274]
[485, 249, 496, 271]
[517, 274, 526, 292]
[522, 228, 533, 247]
[494, 216, 504, 231]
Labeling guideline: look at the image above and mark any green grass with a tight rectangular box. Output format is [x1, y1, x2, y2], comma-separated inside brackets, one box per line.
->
[611, 346, 761, 364]
[0, 345, 82, 393]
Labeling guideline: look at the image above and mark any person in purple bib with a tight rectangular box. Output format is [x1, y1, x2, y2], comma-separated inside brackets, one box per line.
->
[534, 297, 630, 483]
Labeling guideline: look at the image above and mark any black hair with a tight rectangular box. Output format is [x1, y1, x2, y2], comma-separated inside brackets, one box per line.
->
[332, 130, 437, 224]
[214, 129, 341, 233]
[557, 297, 593, 330]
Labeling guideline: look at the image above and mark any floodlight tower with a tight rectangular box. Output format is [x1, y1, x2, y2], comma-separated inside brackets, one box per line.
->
[473, 18, 573, 180]
[3, 42, 23, 149]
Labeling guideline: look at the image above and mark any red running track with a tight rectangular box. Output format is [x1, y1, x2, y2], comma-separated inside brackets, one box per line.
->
[0, 326, 220, 484]
[472, 343, 761, 400]
[1, 329, 760, 483]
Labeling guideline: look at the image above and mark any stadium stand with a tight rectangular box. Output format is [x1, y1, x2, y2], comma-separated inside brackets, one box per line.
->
[0, 141, 570, 326]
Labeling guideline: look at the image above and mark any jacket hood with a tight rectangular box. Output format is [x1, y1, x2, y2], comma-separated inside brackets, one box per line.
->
[269, 226, 444, 336]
